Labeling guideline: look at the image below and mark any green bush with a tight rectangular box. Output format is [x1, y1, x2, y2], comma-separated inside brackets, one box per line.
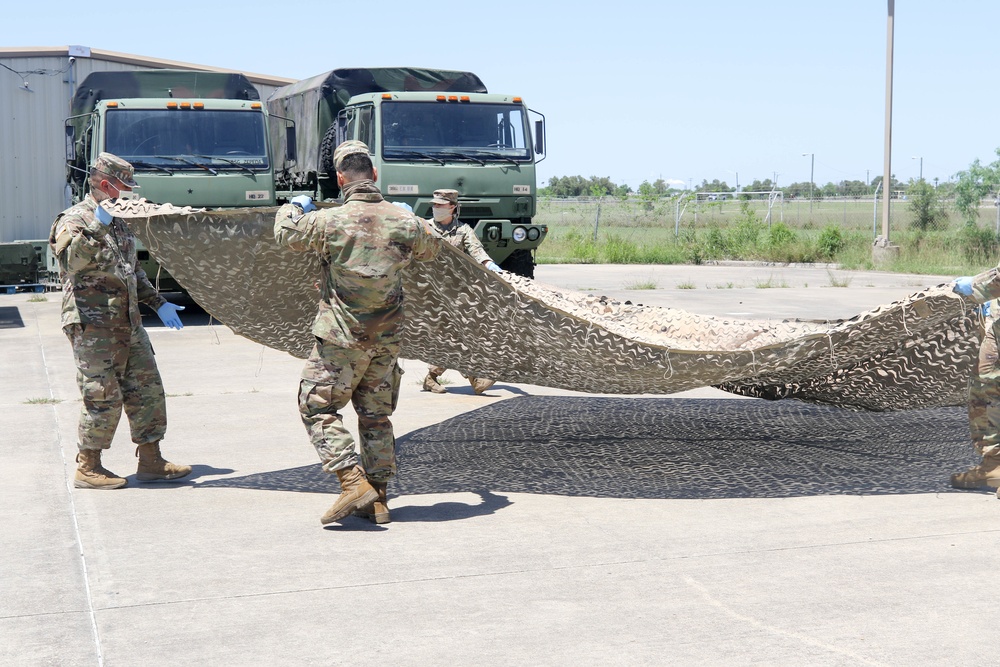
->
[816, 226, 845, 259]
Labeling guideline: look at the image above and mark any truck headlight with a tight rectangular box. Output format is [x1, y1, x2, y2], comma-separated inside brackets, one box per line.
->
[512, 226, 527, 243]
[526, 227, 540, 241]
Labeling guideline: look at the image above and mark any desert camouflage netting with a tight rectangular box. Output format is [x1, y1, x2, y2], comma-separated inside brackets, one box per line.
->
[113, 201, 981, 412]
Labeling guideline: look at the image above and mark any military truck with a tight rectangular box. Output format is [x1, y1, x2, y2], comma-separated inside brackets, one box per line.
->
[267, 68, 547, 278]
[65, 70, 283, 292]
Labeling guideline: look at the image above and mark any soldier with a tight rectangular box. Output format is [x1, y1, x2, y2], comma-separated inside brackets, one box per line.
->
[274, 140, 439, 526]
[50, 152, 191, 490]
[952, 272, 1000, 496]
[421, 188, 502, 395]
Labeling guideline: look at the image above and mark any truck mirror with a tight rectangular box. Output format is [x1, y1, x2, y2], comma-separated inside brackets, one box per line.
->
[534, 120, 545, 155]
[65, 124, 75, 161]
[285, 126, 297, 162]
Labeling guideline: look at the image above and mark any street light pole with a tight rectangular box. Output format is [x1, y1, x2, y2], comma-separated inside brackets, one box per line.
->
[802, 153, 814, 212]
[911, 155, 923, 181]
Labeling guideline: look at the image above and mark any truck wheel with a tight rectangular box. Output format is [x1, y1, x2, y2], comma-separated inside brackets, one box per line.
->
[500, 249, 535, 279]
[319, 125, 339, 177]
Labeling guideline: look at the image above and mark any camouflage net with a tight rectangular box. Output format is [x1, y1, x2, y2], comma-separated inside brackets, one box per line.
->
[114, 201, 980, 412]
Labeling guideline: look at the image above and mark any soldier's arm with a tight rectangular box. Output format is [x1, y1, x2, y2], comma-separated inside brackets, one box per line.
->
[51, 215, 104, 274]
[412, 217, 440, 262]
[274, 203, 327, 254]
[134, 262, 167, 311]
[460, 226, 493, 265]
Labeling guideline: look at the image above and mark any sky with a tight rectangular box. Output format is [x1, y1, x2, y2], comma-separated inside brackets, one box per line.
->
[3, 0, 997, 192]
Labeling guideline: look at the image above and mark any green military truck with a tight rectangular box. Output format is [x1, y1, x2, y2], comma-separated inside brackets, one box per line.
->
[65, 69, 281, 292]
[267, 68, 547, 278]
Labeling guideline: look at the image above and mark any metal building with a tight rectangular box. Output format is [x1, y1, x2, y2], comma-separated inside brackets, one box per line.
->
[0, 46, 294, 243]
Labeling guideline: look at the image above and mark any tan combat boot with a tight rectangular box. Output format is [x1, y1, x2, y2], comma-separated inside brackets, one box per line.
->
[321, 465, 378, 525]
[354, 481, 390, 524]
[950, 457, 1000, 490]
[469, 377, 495, 394]
[422, 372, 446, 394]
[135, 442, 192, 482]
[75, 449, 127, 490]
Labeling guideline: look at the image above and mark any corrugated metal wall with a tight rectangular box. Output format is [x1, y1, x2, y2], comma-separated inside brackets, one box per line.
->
[0, 51, 288, 243]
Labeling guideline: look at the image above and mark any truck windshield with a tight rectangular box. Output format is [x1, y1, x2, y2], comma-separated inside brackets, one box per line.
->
[104, 109, 269, 171]
[382, 101, 531, 162]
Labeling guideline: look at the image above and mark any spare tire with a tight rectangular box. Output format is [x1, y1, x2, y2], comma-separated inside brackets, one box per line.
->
[319, 125, 339, 177]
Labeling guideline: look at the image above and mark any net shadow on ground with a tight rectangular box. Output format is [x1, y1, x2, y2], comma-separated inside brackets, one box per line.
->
[198, 397, 981, 500]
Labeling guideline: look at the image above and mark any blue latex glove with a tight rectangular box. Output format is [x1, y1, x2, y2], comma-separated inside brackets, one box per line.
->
[485, 261, 502, 273]
[392, 201, 413, 212]
[953, 276, 975, 296]
[291, 195, 315, 213]
[94, 202, 113, 225]
[977, 301, 992, 317]
[156, 302, 185, 329]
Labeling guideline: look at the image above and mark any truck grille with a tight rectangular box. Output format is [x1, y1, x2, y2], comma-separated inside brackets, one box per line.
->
[461, 206, 493, 216]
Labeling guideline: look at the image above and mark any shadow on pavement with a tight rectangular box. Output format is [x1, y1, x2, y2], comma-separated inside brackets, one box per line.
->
[197, 397, 981, 501]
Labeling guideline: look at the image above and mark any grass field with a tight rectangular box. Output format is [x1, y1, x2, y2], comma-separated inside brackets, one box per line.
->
[533, 196, 1000, 275]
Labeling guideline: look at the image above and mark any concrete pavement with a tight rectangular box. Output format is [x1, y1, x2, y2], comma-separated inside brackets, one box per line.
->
[2, 263, 997, 666]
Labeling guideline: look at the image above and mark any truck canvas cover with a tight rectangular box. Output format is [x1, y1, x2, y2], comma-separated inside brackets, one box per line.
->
[72, 69, 259, 115]
[267, 68, 487, 177]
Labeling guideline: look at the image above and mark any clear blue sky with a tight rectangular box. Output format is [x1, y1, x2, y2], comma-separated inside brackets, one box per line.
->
[4, 0, 995, 191]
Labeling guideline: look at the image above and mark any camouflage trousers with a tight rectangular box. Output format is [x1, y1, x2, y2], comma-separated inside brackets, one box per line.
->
[64, 323, 166, 451]
[298, 337, 403, 483]
[969, 314, 1000, 459]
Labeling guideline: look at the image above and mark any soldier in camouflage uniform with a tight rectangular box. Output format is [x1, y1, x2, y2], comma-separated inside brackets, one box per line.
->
[50, 153, 191, 490]
[952, 272, 1000, 495]
[274, 140, 439, 525]
[421, 188, 502, 395]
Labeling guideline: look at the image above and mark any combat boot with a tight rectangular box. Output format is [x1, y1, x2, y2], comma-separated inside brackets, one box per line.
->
[354, 481, 390, 524]
[321, 465, 378, 525]
[950, 457, 1000, 490]
[75, 449, 127, 490]
[469, 377, 495, 394]
[422, 372, 446, 394]
[135, 442, 192, 482]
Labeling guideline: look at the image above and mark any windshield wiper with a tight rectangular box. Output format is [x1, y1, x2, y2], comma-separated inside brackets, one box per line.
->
[192, 154, 258, 177]
[462, 149, 520, 165]
[436, 151, 486, 166]
[154, 155, 218, 175]
[384, 149, 446, 165]
[130, 160, 175, 175]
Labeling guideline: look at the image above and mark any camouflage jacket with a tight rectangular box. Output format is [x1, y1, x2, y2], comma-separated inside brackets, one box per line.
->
[49, 195, 166, 328]
[428, 218, 492, 265]
[274, 182, 439, 348]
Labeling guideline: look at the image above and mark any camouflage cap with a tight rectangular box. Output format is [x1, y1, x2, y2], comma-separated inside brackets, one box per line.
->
[93, 152, 138, 187]
[431, 189, 459, 205]
[333, 140, 370, 171]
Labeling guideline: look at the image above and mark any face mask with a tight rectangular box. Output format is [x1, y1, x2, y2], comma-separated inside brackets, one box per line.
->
[432, 207, 453, 223]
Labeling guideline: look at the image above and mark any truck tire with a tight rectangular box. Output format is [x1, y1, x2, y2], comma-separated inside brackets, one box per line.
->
[500, 248, 535, 279]
[319, 125, 339, 177]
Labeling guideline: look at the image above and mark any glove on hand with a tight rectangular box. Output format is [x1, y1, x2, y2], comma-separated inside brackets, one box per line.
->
[391, 201, 414, 212]
[291, 195, 316, 213]
[953, 276, 975, 296]
[486, 261, 502, 273]
[156, 302, 185, 330]
[976, 301, 992, 317]
[94, 202, 113, 226]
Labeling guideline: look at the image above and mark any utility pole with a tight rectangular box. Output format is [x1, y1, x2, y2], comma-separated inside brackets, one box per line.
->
[881, 0, 894, 242]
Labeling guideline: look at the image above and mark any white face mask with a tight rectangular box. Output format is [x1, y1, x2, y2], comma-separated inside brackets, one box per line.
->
[432, 206, 454, 223]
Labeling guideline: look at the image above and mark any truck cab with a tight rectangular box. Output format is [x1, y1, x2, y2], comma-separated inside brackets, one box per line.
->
[333, 91, 546, 276]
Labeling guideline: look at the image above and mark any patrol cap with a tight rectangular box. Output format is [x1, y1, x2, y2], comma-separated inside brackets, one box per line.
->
[333, 140, 370, 171]
[93, 152, 138, 187]
[431, 189, 459, 205]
